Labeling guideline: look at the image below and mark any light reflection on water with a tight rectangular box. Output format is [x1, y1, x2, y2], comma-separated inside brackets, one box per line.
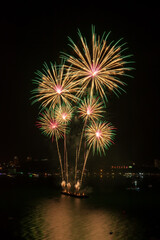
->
[20, 193, 144, 240]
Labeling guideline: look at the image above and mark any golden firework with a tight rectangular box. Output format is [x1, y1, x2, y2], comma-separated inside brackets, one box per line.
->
[32, 62, 79, 109]
[78, 97, 104, 122]
[55, 104, 73, 124]
[85, 121, 116, 154]
[63, 26, 133, 100]
[36, 108, 66, 140]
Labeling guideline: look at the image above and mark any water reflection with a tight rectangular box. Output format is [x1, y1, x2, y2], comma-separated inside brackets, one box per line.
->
[20, 193, 144, 240]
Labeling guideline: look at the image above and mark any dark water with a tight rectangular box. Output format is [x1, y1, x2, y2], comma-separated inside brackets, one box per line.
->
[1, 176, 160, 240]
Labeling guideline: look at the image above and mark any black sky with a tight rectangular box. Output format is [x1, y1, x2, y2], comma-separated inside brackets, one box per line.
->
[1, 2, 160, 167]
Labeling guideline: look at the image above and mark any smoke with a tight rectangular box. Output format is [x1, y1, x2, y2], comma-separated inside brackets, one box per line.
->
[80, 186, 93, 194]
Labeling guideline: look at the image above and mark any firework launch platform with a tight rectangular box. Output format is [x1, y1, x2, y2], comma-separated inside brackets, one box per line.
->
[61, 190, 89, 198]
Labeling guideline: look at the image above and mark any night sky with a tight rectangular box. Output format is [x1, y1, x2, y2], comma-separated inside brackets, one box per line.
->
[1, 2, 160, 167]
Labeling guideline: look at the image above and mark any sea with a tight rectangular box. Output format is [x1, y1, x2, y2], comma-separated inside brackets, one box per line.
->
[0, 174, 160, 240]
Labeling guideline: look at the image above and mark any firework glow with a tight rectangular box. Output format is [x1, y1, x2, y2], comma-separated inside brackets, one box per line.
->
[36, 109, 66, 179]
[55, 104, 73, 182]
[32, 25, 133, 195]
[36, 109, 66, 140]
[75, 97, 105, 181]
[31, 63, 80, 109]
[62, 26, 133, 101]
[79, 121, 116, 184]
[78, 97, 104, 122]
[55, 104, 73, 124]
[85, 121, 116, 155]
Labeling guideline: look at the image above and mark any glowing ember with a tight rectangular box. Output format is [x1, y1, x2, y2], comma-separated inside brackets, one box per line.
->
[91, 68, 98, 76]
[61, 180, 66, 188]
[55, 86, 62, 94]
[87, 106, 91, 115]
[62, 113, 67, 120]
[67, 182, 71, 189]
[90, 65, 99, 77]
[96, 130, 101, 138]
[75, 181, 80, 191]
[51, 122, 57, 129]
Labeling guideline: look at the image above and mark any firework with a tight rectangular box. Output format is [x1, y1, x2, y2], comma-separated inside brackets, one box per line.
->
[67, 182, 71, 190]
[75, 180, 80, 191]
[78, 97, 104, 122]
[36, 108, 66, 179]
[55, 104, 73, 182]
[62, 25, 133, 100]
[79, 121, 115, 185]
[55, 104, 73, 124]
[31, 62, 79, 109]
[61, 180, 66, 188]
[85, 121, 116, 155]
[36, 108, 66, 140]
[31, 25, 133, 192]
[75, 96, 104, 176]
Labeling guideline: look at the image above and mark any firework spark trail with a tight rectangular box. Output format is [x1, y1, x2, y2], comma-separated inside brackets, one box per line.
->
[76, 118, 87, 172]
[55, 104, 73, 182]
[78, 97, 104, 123]
[63, 128, 66, 179]
[36, 109, 66, 180]
[85, 121, 116, 155]
[64, 125, 69, 183]
[80, 121, 115, 186]
[75, 147, 78, 184]
[80, 145, 91, 185]
[74, 117, 88, 184]
[55, 135, 64, 180]
[62, 25, 133, 102]
[75, 97, 104, 181]
[31, 62, 80, 109]
[32, 26, 133, 190]
[66, 145, 69, 183]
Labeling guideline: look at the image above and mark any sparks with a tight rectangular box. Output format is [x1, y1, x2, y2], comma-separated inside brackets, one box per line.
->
[51, 122, 57, 129]
[78, 97, 104, 122]
[90, 65, 99, 77]
[31, 25, 134, 189]
[55, 104, 73, 123]
[36, 109, 66, 140]
[96, 130, 101, 138]
[55, 86, 62, 94]
[85, 121, 116, 155]
[87, 106, 91, 115]
[62, 25, 133, 100]
[62, 113, 67, 120]
[31, 62, 80, 109]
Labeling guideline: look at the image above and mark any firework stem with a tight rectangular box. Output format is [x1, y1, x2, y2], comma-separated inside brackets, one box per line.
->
[80, 145, 91, 185]
[55, 135, 64, 180]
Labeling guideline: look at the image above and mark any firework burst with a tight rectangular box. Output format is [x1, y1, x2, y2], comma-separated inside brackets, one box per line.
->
[85, 121, 116, 155]
[62, 25, 133, 100]
[31, 62, 79, 109]
[78, 97, 104, 122]
[36, 108, 66, 179]
[36, 108, 66, 140]
[55, 103, 73, 182]
[55, 104, 73, 124]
